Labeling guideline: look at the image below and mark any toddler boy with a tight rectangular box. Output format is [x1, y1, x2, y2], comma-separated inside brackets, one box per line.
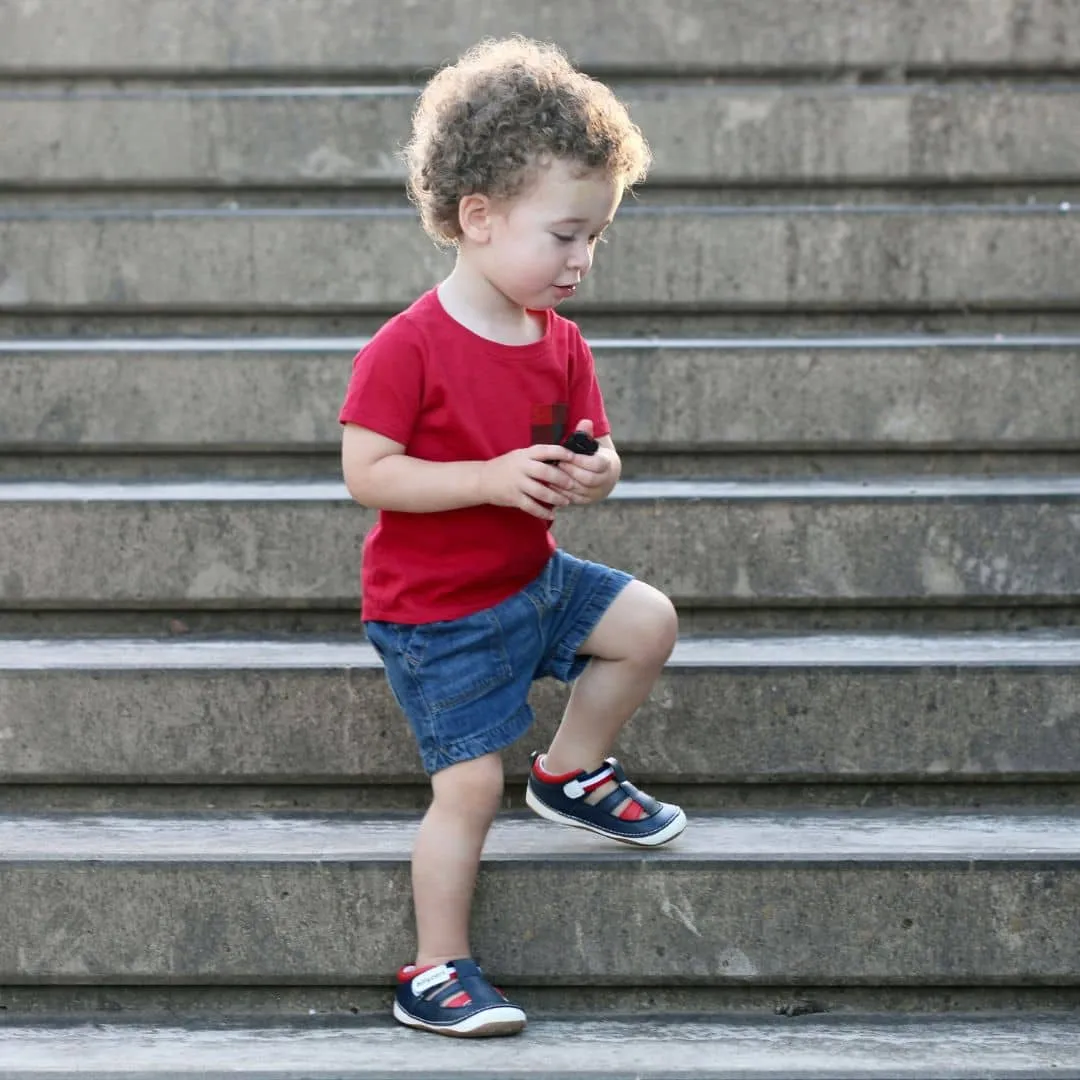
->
[340, 36, 685, 1038]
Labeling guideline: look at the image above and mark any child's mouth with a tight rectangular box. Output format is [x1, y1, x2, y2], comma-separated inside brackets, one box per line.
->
[554, 284, 577, 298]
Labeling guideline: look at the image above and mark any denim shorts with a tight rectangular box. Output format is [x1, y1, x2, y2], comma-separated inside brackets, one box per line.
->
[365, 549, 633, 775]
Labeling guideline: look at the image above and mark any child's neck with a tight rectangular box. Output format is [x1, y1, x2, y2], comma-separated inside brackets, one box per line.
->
[437, 261, 545, 346]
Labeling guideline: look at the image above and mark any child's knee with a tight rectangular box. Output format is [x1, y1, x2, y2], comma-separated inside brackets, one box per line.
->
[625, 584, 678, 668]
[431, 752, 505, 821]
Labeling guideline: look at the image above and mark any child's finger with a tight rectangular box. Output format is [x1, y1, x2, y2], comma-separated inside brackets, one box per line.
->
[538, 462, 574, 488]
[573, 454, 609, 473]
[528, 479, 569, 506]
[528, 444, 573, 463]
[521, 492, 560, 519]
[559, 459, 606, 482]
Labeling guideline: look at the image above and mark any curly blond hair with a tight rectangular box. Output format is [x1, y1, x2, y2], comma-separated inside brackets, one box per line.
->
[403, 37, 651, 245]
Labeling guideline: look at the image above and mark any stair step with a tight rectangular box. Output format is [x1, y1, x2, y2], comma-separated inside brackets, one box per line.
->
[1, 1015, 1079, 1078]
[7, 809, 1078, 860]
[5, 84, 1079, 188]
[3, 336, 1080, 455]
[3, 633, 1079, 786]
[2, 478, 1079, 610]
[3, 0, 1077, 76]
[2, 206, 1078, 313]
[1, 810, 1077, 984]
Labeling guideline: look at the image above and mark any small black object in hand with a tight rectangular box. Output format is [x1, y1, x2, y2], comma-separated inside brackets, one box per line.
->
[561, 431, 599, 455]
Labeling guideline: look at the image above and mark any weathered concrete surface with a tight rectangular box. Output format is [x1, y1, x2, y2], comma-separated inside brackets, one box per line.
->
[1, 812, 1078, 983]
[1, 479, 1080, 609]
[3, 0, 1079, 74]
[4, 340, 1080, 452]
[6, 86, 1080, 186]
[5, 982, 1079, 1018]
[3, 1016, 1080, 1079]
[16, 809, 1078, 859]
[2, 208, 1079, 312]
[2, 635, 1080, 784]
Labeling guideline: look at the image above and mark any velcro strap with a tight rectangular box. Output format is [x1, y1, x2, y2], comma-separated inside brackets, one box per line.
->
[411, 963, 454, 997]
[564, 765, 614, 800]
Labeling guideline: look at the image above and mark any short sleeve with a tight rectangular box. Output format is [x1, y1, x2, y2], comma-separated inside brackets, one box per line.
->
[567, 327, 611, 439]
[338, 314, 425, 446]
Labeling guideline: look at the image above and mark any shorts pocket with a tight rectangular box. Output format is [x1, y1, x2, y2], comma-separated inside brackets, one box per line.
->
[408, 609, 513, 714]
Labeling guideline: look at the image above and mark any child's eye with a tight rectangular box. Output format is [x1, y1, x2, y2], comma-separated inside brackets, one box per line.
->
[552, 233, 575, 243]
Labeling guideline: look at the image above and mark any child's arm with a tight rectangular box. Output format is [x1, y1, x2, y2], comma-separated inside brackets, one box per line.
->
[342, 424, 579, 520]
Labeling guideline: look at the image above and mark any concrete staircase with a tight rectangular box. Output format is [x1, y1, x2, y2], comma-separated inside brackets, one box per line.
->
[2, 0, 1080, 1074]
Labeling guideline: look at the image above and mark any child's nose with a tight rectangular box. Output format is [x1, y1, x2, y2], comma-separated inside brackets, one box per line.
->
[567, 244, 593, 272]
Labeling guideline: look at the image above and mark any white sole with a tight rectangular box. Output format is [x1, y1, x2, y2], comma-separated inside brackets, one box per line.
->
[393, 1000, 526, 1038]
[526, 787, 687, 847]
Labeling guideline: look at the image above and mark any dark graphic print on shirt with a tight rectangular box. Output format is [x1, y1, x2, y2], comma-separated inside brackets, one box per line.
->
[531, 402, 569, 446]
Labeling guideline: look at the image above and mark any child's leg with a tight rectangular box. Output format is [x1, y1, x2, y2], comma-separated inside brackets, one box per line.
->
[543, 579, 677, 777]
[368, 607, 533, 1035]
[411, 751, 504, 967]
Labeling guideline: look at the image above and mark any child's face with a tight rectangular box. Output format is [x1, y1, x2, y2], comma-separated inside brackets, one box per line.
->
[476, 158, 622, 310]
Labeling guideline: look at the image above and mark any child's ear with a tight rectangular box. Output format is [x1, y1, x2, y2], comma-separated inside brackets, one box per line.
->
[458, 193, 493, 243]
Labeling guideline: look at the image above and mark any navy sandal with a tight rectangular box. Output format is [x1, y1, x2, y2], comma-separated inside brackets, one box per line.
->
[526, 753, 687, 847]
[393, 958, 526, 1038]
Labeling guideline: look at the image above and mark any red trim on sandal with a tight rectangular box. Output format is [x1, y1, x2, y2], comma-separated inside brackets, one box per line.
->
[533, 757, 616, 791]
[532, 756, 581, 783]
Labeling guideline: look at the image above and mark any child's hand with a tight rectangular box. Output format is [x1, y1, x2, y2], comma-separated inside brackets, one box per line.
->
[557, 420, 617, 505]
[480, 445, 575, 520]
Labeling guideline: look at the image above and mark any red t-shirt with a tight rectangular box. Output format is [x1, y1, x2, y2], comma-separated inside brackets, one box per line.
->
[339, 288, 610, 624]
